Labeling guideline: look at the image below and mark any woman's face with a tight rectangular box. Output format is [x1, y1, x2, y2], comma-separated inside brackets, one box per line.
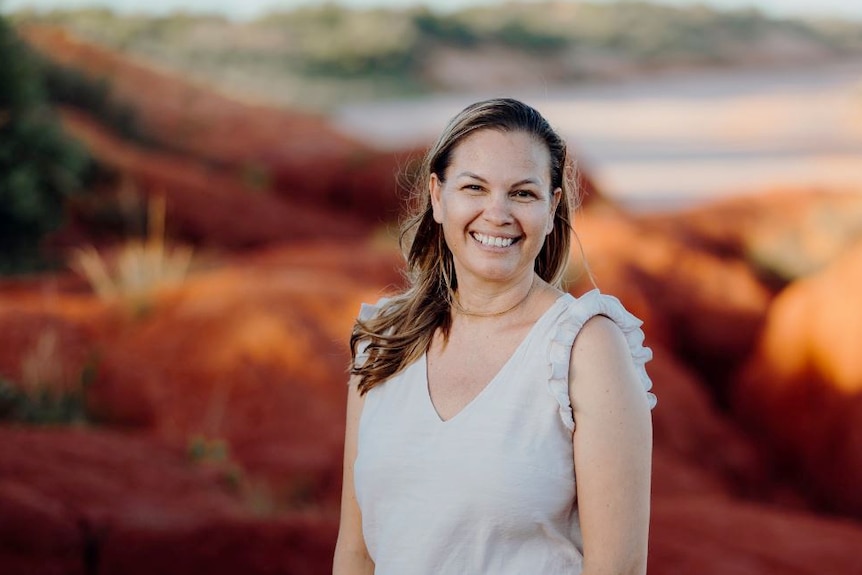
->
[430, 129, 561, 289]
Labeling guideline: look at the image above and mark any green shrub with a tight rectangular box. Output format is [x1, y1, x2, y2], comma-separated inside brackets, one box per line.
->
[490, 20, 567, 52]
[35, 54, 147, 143]
[187, 434, 245, 493]
[0, 15, 92, 274]
[0, 377, 89, 425]
[412, 10, 478, 47]
[288, 6, 418, 78]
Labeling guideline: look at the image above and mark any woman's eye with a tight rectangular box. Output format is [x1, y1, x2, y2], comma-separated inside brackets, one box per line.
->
[514, 190, 536, 199]
[463, 184, 483, 192]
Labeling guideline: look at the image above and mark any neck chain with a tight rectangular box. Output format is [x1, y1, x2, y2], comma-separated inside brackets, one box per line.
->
[452, 277, 536, 318]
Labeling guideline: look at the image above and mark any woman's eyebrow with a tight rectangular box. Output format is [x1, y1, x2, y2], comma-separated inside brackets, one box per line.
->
[455, 171, 488, 182]
[455, 172, 541, 187]
[510, 178, 541, 187]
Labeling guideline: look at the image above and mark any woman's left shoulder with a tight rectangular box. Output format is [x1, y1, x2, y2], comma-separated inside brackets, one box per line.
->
[546, 290, 656, 431]
[560, 289, 656, 408]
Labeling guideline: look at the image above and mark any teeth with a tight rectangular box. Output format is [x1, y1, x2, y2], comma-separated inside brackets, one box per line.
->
[473, 233, 514, 247]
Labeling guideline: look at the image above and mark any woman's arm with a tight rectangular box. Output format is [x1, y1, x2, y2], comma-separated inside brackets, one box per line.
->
[569, 315, 653, 575]
[333, 376, 375, 575]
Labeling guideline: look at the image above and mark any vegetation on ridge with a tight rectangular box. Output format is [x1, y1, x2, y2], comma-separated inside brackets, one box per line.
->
[9, 2, 862, 109]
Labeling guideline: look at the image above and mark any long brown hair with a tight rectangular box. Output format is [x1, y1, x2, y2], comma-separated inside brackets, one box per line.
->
[350, 98, 580, 394]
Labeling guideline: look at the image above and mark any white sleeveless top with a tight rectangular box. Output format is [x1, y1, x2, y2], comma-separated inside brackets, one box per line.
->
[353, 290, 655, 575]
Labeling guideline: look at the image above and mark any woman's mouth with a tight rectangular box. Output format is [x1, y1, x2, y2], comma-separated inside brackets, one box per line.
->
[471, 232, 518, 248]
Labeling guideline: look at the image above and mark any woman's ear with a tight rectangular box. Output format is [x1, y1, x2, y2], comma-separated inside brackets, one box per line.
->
[547, 187, 562, 235]
[430, 173, 443, 224]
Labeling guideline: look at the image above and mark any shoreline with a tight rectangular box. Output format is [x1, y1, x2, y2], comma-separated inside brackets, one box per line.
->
[334, 59, 862, 213]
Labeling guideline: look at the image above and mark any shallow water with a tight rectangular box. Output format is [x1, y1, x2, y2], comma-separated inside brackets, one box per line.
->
[334, 60, 862, 213]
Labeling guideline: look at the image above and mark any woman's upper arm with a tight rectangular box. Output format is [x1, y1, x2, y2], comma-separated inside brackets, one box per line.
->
[333, 376, 374, 575]
[569, 315, 653, 575]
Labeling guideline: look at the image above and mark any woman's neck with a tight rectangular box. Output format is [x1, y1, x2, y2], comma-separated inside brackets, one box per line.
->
[452, 274, 537, 318]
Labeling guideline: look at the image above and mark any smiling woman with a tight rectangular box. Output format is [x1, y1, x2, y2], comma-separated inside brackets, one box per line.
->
[429, 129, 561, 296]
[334, 98, 656, 575]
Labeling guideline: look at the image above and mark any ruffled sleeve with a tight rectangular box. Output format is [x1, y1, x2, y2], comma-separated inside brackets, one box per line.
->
[353, 297, 390, 370]
[548, 289, 656, 432]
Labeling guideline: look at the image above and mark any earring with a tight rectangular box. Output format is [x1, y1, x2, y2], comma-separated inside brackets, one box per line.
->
[438, 235, 456, 304]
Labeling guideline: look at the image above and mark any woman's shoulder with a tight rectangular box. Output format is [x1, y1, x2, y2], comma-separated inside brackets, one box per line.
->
[558, 289, 642, 328]
[547, 289, 656, 430]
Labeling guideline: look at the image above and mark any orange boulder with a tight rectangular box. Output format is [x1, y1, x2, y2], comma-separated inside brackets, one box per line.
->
[734, 240, 862, 517]
[642, 188, 862, 285]
[571, 205, 772, 394]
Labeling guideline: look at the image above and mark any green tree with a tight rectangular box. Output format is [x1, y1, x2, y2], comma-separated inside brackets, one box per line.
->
[0, 15, 91, 273]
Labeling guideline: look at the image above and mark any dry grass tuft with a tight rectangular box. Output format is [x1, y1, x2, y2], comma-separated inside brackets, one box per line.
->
[71, 195, 193, 306]
[0, 328, 90, 425]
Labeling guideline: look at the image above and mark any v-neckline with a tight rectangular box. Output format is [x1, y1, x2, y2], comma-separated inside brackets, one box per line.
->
[423, 294, 571, 424]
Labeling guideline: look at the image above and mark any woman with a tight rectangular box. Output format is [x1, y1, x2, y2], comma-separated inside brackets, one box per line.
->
[334, 98, 656, 575]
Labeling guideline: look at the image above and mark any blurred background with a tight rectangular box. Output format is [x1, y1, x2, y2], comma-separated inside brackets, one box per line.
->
[1, 1, 862, 573]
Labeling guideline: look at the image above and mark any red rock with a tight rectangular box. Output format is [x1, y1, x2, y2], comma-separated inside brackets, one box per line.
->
[0, 426, 338, 575]
[20, 26, 408, 227]
[642, 188, 862, 284]
[0, 311, 94, 390]
[0, 426, 240, 574]
[734, 240, 862, 517]
[55, 109, 370, 250]
[651, 448, 732, 500]
[0, 243, 398, 574]
[18, 26, 356, 166]
[572, 205, 772, 395]
[0, 480, 83, 575]
[0, 287, 108, 407]
[648, 345, 768, 499]
[650, 495, 862, 575]
[0, 427, 244, 523]
[83, 242, 402, 505]
[0, 241, 402, 504]
[101, 515, 337, 575]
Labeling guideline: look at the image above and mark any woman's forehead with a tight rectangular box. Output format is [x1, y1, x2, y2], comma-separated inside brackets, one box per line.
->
[447, 129, 551, 180]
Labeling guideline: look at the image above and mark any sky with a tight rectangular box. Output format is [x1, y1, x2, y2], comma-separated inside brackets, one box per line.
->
[3, 0, 862, 21]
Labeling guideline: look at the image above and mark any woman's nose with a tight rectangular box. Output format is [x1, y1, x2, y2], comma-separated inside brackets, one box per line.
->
[482, 192, 513, 224]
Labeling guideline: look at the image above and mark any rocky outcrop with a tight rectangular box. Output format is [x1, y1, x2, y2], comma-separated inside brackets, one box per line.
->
[648, 346, 768, 500]
[571, 205, 772, 395]
[21, 25, 412, 229]
[734, 240, 862, 518]
[642, 188, 862, 285]
[4, 23, 862, 575]
[0, 244, 400, 573]
[4, 201, 862, 572]
[54, 109, 370, 250]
